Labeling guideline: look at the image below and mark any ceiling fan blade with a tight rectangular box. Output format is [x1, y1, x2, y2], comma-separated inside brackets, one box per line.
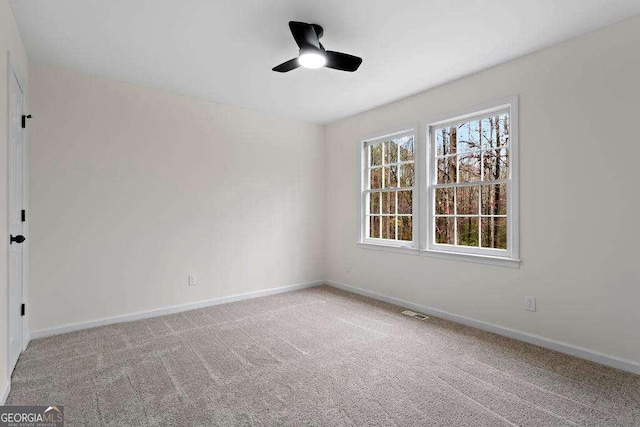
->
[289, 21, 320, 49]
[325, 51, 363, 72]
[272, 58, 300, 73]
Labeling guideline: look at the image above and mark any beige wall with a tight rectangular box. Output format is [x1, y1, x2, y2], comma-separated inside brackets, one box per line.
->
[325, 15, 640, 363]
[27, 63, 325, 333]
[1, 0, 28, 400]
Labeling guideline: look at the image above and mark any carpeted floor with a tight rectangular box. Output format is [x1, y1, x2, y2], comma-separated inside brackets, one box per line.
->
[7, 285, 640, 426]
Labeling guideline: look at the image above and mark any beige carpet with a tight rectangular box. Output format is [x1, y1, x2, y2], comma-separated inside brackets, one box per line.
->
[7, 285, 640, 426]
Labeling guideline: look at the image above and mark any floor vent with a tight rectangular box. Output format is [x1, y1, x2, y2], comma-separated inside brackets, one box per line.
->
[401, 310, 429, 320]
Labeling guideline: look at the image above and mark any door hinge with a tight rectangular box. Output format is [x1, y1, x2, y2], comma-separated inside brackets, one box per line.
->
[21, 304, 25, 317]
[21, 114, 32, 129]
[21, 209, 26, 222]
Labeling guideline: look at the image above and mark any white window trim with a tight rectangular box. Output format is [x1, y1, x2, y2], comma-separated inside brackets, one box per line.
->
[359, 125, 418, 249]
[357, 97, 521, 269]
[425, 96, 520, 265]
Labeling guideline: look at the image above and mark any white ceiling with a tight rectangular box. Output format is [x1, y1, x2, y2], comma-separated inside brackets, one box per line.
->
[11, 0, 640, 123]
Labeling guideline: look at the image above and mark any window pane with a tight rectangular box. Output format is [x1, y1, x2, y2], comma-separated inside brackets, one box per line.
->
[381, 191, 396, 214]
[398, 190, 412, 214]
[435, 188, 454, 215]
[369, 216, 380, 238]
[483, 114, 510, 150]
[435, 217, 454, 245]
[457, 115, 509, 151]
[384, 166, 398, 188]
[456, 185, 479, 215]
[384, 140, 398, 164]
[369, 192, 380, 214]
[399, 164, 414, 187]
[381, 216, 395, 239]
[437, 156, 457, 184]
[370, 167, 382, 189]
[457, 217, 479, 247]
[370, 143, 382, 166]
[481, 184, 507, 215]
[398, 216, 412, 241]
[483, 148, 509, 181]
[399, 136, 414, 162]
[457, 119, 486, 153]
[459, 152, 481, 182]
[481, 217, 507, 249]
[436, 127, 457, 156]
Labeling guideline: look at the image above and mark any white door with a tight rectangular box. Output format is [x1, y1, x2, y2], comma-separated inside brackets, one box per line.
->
[8, 64, 25, 374]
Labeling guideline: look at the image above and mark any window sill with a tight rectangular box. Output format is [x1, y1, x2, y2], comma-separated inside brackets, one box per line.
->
[421, 249, 521, 268]
[357, 243, 520, 268]
[357, 242, 420, 256]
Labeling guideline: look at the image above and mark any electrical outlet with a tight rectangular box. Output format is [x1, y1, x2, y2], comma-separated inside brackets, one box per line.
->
[346, 264, 352, 273]
[525, 296, 536, 312]
[188, 274, 197, 286]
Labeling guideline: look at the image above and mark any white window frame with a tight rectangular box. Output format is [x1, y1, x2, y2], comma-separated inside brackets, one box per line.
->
[356, 97, 520, 268]
[359, 126, 418, 253]
[425, 96, 520, 265]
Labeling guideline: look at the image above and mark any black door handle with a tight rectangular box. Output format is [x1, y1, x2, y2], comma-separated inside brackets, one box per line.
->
[10, 235, 25, 244]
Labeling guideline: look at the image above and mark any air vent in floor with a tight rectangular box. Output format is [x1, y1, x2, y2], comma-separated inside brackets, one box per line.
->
[401, 310, 429, 320]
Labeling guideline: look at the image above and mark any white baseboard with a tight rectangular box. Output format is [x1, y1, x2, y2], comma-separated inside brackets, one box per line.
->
[327, 280, 640, 375]
[22, 330, 30, 353]
[29, 280, 324, 340]
[0, 381, 9, 405]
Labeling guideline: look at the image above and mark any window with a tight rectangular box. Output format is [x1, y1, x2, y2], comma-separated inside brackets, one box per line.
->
[427, 98, 519, 261]
[361, 129, 416, 247]
[358, 97, 519, 267]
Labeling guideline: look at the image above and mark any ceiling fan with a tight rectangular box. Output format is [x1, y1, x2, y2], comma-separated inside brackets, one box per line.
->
[273, 21, 362, 73]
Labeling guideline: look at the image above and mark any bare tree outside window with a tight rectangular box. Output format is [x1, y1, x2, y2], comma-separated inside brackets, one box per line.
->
[433, 113, 509, 250]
